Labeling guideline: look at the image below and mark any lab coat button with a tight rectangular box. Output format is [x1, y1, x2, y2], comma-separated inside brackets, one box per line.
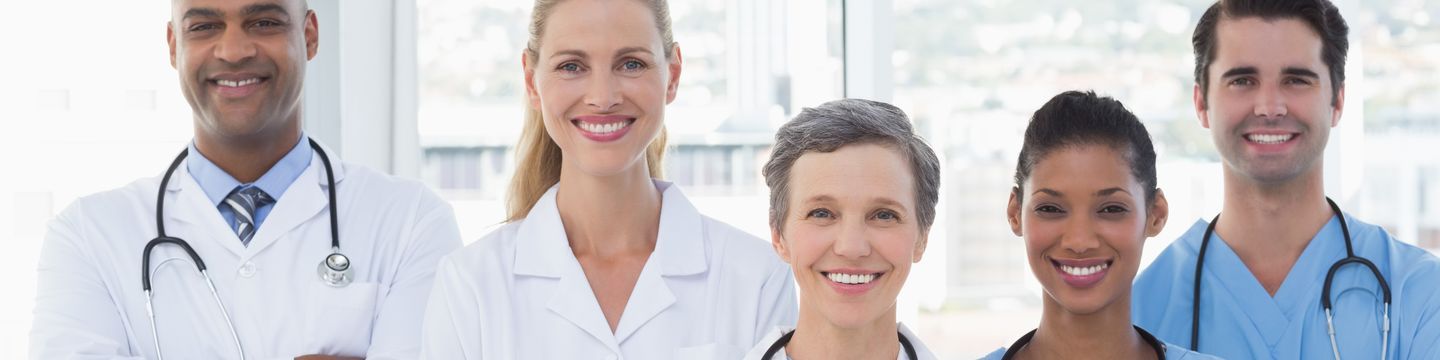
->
[238, 261, 257, 277]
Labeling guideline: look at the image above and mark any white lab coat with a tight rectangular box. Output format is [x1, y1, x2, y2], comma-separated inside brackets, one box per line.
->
[30, 142, 462, 359]
[419, 181, 798, 359]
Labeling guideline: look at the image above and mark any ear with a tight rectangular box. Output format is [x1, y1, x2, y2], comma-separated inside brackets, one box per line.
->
[1330, 85, 1345, 127]
[912, 229, 929, 263]
[167, 22, 178, 69]
[522, 52, 543, 111]
[1145, 189, 1170, 237]
[304, 10, 319, 60]
[770, 227, 792, 264]
[1007, 187, 1023, 237]
[1194, 84, 1210, 129]
[664, 43, 683, 104]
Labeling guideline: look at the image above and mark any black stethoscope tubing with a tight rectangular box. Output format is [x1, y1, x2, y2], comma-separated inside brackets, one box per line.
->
[1000, 325, 1167, 360]
[761, 329, 918, 360]
[1189, 197, 1392, 356]
[140, 139, 349, 359]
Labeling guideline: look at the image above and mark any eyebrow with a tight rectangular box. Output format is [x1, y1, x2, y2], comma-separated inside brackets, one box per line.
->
[1032, 189, 1063, 197]
[1281, 67, 1321, 79]
[182, 3, 289, 21]
[1219, 66, 1257, 78]
[802, 195, 836, 203]
[1095, 187, 1132, 197]
[549, 46, 655, 61]
[243, 3, 290, 17]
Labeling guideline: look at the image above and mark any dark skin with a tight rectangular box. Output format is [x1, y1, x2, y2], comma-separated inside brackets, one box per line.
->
[168, 0, 312, 183]
[168, 1, 358, 359]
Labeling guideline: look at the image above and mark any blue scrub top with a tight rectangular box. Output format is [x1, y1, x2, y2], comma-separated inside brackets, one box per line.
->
[1132, 213, 1440, 359]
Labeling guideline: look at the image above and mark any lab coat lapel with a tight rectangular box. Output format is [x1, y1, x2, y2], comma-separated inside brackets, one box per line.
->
[243, 148, 347, 258]
[612, 182, 707, 343]
[166, 159, 248, 258]
[517, 187, 624, 352]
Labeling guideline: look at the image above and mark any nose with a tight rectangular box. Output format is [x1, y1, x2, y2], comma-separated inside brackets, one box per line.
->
[584, 70, 623, 112]
[213, 26, 257, 65]
[1060, 216, 1101, 255]
[833, 219, 873, 259]
[1252, 82, 1289, 119]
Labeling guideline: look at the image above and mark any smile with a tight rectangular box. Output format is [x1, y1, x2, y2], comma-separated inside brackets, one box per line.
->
[1050, 258, 1112, 288]
[214, 78, 263, 87]
[572, 115, 636, 142]
[1245, 133, 1294, 144]
[825, 272, 879, 285]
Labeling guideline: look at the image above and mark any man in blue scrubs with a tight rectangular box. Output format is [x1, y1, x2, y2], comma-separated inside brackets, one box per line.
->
[1132, 0, 1440, 359]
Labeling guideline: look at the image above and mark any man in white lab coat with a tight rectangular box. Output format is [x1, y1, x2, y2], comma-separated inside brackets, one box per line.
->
[28, 0, 462, 358]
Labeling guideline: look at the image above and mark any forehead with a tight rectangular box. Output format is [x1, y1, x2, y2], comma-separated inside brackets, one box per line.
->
[172, 0, 301, 19]
[538, 0, 661, 55]
[1210, 16, 1328, 74]
[1027, 145, 1139, 195]
[788, 143, 915, 205]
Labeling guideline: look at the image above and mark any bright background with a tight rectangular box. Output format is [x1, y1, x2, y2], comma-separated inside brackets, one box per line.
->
[2, 0, 1436, 358]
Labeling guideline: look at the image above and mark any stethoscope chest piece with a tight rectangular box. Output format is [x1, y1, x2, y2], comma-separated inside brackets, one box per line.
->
[318, 252, 352, 287]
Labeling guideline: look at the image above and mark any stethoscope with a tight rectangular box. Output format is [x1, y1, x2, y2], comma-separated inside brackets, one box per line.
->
[1000, 325, 1167, 360]
[1190, 197, 1391, 360]
[761, 329, 917, 360]
[142, 139, 353, 360]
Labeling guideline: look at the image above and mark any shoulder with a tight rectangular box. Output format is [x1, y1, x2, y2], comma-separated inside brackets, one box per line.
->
[741, 326, 793, 360]
[53, 176, 159, 230]
[339, 162, 447, 207]
[700, 215, 788, 275]
[442, 221, 524, 274]
[1344, 215, 1440, 285]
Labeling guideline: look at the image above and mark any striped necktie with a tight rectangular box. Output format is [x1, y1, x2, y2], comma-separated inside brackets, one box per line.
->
[224, 185, 274, 246]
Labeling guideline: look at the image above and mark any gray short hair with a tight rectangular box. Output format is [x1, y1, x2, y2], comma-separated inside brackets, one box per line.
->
[762, 98, 941, 232]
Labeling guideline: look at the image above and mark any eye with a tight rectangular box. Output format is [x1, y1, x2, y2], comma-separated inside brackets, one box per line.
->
[806, 208, 833, 219]
[618, 59, 648, 72]
[557, 62, 584, 73]
[188, 23, 219, 32]
[252, 19, 284, 28]
[1035, 205, 1065, 214]
[1283, 77, 1314, 86]
[1099, 205, 1130, 214]
[871, 209, 901, 222]
[1228, 77, 1255, 87]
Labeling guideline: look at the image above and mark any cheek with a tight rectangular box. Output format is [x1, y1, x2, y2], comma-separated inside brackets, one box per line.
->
[785, 227, 831, 265]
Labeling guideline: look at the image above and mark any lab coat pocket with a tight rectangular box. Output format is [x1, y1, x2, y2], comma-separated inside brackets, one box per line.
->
[306, 281, 381, 355]
[674, 343, 746, 360]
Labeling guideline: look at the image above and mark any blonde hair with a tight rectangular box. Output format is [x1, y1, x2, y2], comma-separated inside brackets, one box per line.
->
[506, 0, 677, 222]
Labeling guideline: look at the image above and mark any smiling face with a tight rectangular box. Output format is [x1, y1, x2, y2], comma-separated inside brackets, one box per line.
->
[524, 0, 682, 178]
[168, 0, 317, 139]
[1008, 144, 1166, 315]
[772, 143, 928, 329]
[1197, 16, 1343, 185]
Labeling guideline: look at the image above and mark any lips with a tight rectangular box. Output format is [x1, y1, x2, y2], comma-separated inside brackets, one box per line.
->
[207, 73, 270, 99]
[1051, 257, 1111, 288]
[821, 269, 885, 296]
[572, 115, 635, 142]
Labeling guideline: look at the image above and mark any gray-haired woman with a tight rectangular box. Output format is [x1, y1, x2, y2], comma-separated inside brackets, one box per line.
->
[744, 98, 942, 360]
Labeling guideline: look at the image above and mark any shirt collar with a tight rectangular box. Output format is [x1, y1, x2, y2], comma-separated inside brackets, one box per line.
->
[513, 180, 710, 277]
[185, 133, 313, 206]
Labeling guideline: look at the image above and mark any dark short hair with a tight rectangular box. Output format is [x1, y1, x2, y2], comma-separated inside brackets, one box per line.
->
[1193, 0, 1349, 107]
[1014, 91, 1158, 205]
[763, 99, 942, 232]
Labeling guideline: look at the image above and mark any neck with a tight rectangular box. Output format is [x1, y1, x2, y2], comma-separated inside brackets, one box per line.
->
[555, 161, 662, 258]
[1216, 165, 1333, 261]
[786, 307, 900, 360]
[193, 121, 302, 184]
[1019, 296, 1151, 360]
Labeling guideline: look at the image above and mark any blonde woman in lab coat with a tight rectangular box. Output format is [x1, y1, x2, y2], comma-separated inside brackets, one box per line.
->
[418, 0, 798, 358]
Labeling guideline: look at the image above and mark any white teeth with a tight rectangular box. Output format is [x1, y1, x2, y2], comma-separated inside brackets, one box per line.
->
[216, 78, 261, 87]
[1059, 263, 1109, 276]
[1247, 133, 1293, 144]
[826, 272, 877, 285]
[577, 120, 630, 134]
